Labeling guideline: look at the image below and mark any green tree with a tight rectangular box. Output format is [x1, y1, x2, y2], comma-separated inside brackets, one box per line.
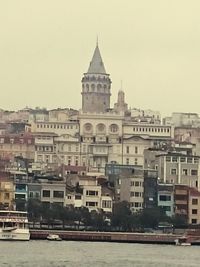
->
[111, 201, 131, 231]
[139, 207, 167, 229]
[171, 214, 188, 228]
[27, 199, 42, 227]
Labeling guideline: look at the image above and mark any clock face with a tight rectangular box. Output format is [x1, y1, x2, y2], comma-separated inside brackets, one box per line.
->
[84, 123, 92, 132]
[97, 123, 105, 132]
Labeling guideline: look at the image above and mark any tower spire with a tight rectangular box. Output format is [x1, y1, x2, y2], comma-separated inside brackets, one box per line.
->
[96, 35, 98, 47]
[87, 42, 106, 74]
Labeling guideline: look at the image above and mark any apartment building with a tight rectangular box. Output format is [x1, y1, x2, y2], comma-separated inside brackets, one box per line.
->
[174, 185, 189, 219]
[188, 188, 200, 225]
[65, 175, 113, 213]
[0, 133, 35, 160]
[41, 182, 66, 206]
[157, 153, 200, 189]
[0, 172, 14, 209]
[120, 168, 144, 212]
[157, 184, 174, 217]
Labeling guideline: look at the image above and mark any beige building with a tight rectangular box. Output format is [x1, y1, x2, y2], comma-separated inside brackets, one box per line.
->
[123, 136, 151, 166]
[0, 133, 35, 161]
[79, 111, 123, 172]
[33, 132, 58, 164]
[41, 182, 66, 206]
[188, 188, 200, 225]
[0, 173, 15, 209]
[55, 134, 81, 167]
[157, 153, 200, 190]
[65, 176, 113, 213]
[120, 168, 144, 212]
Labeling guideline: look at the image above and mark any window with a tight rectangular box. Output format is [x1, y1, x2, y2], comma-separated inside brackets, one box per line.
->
[86, 202, 98, 207]
[166, 156, 171, 162]
[159, 195, 171, 201]
[164, 206, 171, 212]
[126, 146, 129, 154]
[187, 157, 193, 163]
[110, 124, 118, 133]
[75, 195, 82, 200]
[42, 190, 50, 198]
[135, 147, 138, 154]
[192, 219, 197, 224]
[180, 157, 186, 162]
[192, 199, 198, 205]
[135, 181, 140, 187]
[191, 170, 198, 176]
[102, 200, 112, 208]
[126, 158, 129, 165]
[29, 192, 34, 198]
[15, 194, 25, 199]
[192, 209, 198, 215]
[134, 202, 142, 208]
[4, 193, 10, 199]
[131, 192, 142, 197]
[53, 191, 64, 198]
[68, 156, 71, 166]
[86, 190, 98, 196]
[194, 158, 199, 164]
[182, 169, 188, 175]
[172, 157, 177, 162]
[171, 168, 177, 175]
[135, 158, 138, 165]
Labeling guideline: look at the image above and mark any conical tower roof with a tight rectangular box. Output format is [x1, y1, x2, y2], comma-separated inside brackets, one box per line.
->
[87, 44, 106, 74]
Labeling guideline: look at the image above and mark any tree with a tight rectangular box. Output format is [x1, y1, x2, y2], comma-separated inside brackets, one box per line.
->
[139, 207, 167, 229]
[111, 201, 131, 231]
[90, 210, 106, 231]
[171, 214, 188, 228]
[27, 199, 42, 227]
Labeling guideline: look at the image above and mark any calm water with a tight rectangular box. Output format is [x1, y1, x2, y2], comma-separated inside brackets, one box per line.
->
[0, 240, 199, 267]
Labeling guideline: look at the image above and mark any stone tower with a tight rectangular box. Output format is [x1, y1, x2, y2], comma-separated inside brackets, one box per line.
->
[81, 43, 111, 113]
[114, 90, 128, 113]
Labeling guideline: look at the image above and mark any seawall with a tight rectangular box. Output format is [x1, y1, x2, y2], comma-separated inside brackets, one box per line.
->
[30, 230, 183, 244]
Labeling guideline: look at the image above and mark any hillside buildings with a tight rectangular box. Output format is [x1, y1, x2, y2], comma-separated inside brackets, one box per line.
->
[1, 43, 200, 225]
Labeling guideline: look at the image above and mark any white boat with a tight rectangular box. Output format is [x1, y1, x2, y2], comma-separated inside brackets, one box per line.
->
[175, 236, 191, 246]
[0, 210, 30, 241]
[47, 234, 62, 241]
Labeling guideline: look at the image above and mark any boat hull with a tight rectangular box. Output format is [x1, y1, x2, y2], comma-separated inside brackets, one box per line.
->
[0, 230, 30, 241]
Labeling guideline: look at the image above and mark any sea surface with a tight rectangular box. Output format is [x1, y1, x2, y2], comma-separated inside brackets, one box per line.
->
[0, 240, 199, 267]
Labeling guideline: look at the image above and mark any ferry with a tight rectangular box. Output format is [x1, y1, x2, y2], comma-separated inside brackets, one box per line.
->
[0, 210, 30, 241]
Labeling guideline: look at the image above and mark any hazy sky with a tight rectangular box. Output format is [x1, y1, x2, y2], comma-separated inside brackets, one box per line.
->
[1, 0, 200, 117]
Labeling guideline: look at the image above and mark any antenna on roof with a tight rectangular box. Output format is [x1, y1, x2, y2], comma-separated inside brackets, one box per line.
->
[96, 35, 98, 47]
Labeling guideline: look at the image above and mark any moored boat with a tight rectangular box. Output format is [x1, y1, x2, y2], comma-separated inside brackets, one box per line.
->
[175, 236, 191, 246]
[47, 234, 62, 241]
[0, 210, 30, 241]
